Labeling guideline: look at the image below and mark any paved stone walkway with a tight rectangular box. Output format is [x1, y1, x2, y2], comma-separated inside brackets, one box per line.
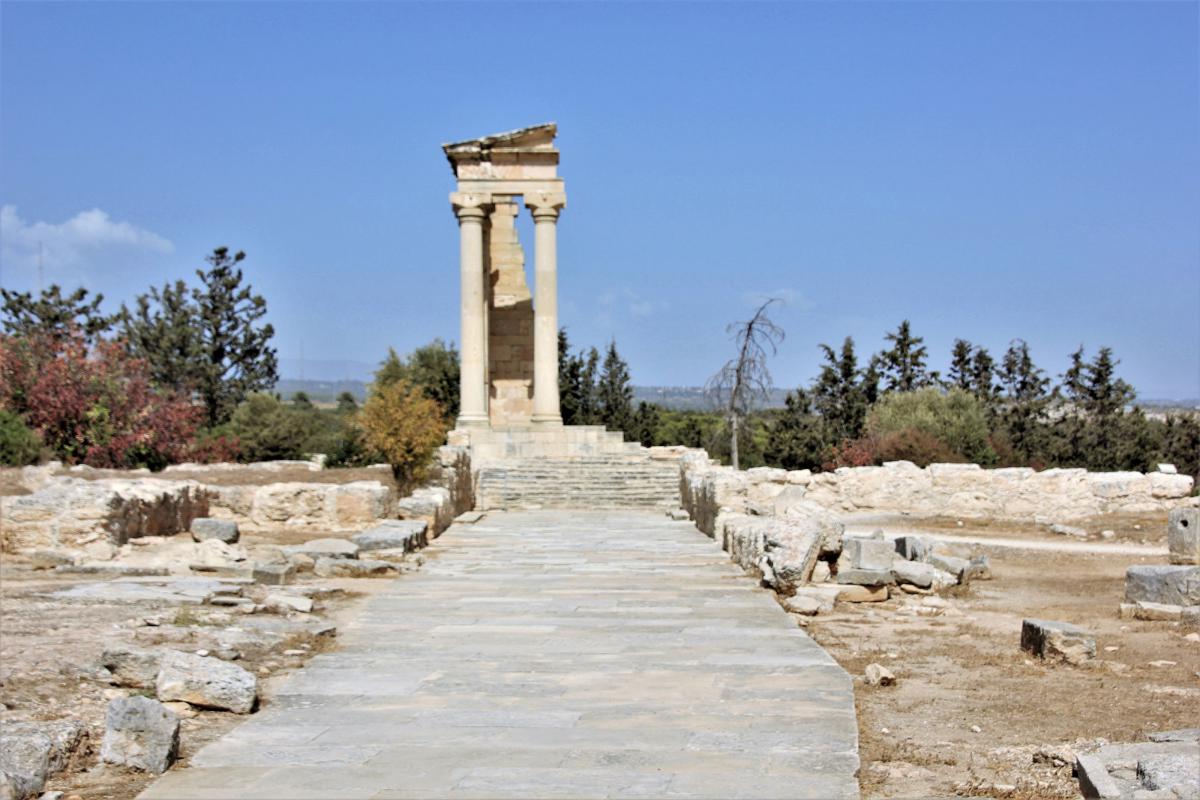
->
[141, 511, 859, 799]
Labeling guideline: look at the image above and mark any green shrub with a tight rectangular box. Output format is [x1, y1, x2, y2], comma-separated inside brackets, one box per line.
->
[865, 388, 996, 466]
[225, 393, 308, 462]
[0, 409, 42, 465]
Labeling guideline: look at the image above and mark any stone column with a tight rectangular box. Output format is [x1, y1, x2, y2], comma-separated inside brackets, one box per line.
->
[526, 191, 566, 425]
[451, 192, 491, 428]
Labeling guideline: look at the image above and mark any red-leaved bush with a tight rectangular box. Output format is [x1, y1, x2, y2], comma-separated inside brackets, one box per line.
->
[0, 332, 209, 469]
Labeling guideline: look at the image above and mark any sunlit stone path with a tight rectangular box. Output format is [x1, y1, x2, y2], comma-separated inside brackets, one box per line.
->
[141, 511, 859, 799]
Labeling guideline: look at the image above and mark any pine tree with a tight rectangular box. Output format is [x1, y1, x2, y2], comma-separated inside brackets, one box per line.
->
[811, 337, 869, 442]
[996, 339, 1050, 461]
[765, 388, 830, 470]
[880, 319, 933, 392]
[629, 402, 662, 446]
[970, 346, 999, 410]
[947, 339, 974, 391]
[579, 346, 601, 424]
[123, 247, 277, 427]
[2, 284, 118, 343]
[597, 340, 634, 433]
[336, 391, 358, 412]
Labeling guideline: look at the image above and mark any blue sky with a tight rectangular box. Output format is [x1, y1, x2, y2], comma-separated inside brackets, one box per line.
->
[2, 2, 1197, 398]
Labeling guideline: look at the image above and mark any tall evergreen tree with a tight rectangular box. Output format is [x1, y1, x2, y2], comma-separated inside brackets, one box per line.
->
[812, 337, 869, 442]
[597, 340, 634, 433]
[579, 346, 601, 424]
[2, 284, 118, 343]
[123, 247, 277, 427]
[970, 345, 999, 410]
[765, 388, 830, 470]
[880, 319, 934, 392]
[629, 401, 662, 446]
[947, 339, 974, 391]
[996, 338, 1051, 461]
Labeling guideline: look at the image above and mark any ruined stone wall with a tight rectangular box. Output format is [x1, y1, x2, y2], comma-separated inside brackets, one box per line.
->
[1, 478, 211, 550]
[1, 447, 475, 549]
[681, 455, 1195, 528]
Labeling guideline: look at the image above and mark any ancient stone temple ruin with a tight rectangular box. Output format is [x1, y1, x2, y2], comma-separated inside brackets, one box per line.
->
[442, 124, 681, 506]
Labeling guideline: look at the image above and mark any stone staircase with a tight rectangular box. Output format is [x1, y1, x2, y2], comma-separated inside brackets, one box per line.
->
[475, 453, 682, 511]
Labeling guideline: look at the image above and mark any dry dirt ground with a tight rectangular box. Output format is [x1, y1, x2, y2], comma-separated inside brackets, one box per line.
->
[0, 544, 398, 799]
[806, 514, 1200, 799]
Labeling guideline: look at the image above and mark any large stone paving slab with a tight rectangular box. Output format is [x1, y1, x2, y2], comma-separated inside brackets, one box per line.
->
[140, 511, 859, 799]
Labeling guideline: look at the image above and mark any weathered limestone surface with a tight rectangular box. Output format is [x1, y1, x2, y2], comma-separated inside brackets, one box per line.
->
[1020, 618, 1096, 665]
[680, 451, 1194, 526]
[1124, 565, 1200, 607]
[1, 478, 210, 550]
[1168, 508, 1199, 565]
[140, 511, 859, 799]
[101, 696, 180, 773]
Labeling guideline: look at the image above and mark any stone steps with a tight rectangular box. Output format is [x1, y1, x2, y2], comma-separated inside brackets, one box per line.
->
[476, 456, 681, 511]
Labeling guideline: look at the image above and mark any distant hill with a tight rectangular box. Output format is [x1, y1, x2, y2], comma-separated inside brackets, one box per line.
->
[274, 379, 789, 411]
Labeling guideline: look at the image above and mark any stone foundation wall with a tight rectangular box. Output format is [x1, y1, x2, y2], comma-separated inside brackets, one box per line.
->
[1, 447, 475, 549]
[682, 454, 1195, 527]
[1, 479, 211, 550]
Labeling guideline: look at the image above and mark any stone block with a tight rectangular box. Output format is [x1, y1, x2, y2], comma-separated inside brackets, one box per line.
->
[1076, 754, 1123, 799]
[0, 729, 52, 800]
[155, 650, 257, 714]
[190, 518, 239, 544]
[893, 535, 928, 562]
[313, 557, 396, 578]
[1021, 618, 1095, 665]
[351, 520, 428, 553]
[837, 568, 895, 586]
[100, 696, 179, 774]
[1124, 565, 1200, 607]
[892, 560, 937, 589]
[100, 645, 163, 689]
[842, 537, 894, 571]
[252, 561, 296, 586]
[284, 538, 359, 560]
[265, 594, 313, 614]
[928, 552, 970, 583]
[1133, 601, 1184, 621]
[1167, 508, 1199, 565]
[836, 584, 888, 603]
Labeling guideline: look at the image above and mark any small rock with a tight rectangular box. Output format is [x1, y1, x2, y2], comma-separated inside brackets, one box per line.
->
[668, 509, 690, 521]
[1184, 633, 1199, 643]
[782, 595, 823, 616]
[190, 518, 239, 544]
[864, 663, 895, 686]
[1147, 660, 1176, 668]
[1050, 523, 1088, 538]
[28, 550, 77, 570]
[1101, 530, 1116, 540]
[100, 696, 179, 773]
[161, 701, 196, 719]
[836, 584, 888, 603]
[970, 725, 982, 733]
[1021, 618, 1096, 665]
[289, 553, 315, 573]
[285, 539, 359, 560]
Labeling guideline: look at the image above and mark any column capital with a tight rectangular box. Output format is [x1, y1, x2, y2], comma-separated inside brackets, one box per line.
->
[525, 191, 566, 221]
[450, 191, 492, 222]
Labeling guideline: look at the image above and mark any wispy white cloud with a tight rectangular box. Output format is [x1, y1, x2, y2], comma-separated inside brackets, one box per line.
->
[595, 287, 668, 322]
[0, 205, 174, 286]
[741, 287, 814, 311]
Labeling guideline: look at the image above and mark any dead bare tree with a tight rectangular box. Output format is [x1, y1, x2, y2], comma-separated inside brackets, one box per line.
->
[705, 298, 785, 470]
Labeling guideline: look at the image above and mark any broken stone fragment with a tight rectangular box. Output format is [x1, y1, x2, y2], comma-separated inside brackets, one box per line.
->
[27, 550, 77, 570]
[190, 518, 239, 544]
[1167, 508, 1199, 566]
[100, 696, 179, 774]
[841, 537, 894, 571]
[863, 663, 896, 686]
[1021, 618, 1096, 665]
[1050, 523, 1089, 538]
[155, 650, 258, 713]
[836, 584, 888, 603]
[782, 595, 823, 616]
[1125, 565, 1200, 607]
[252, 561, 296, 586]
[100, 645, 163, 689]
[351, 520, 427, 553]
[893, 535, 928, 562]
[313, 557, 396, 578]
[1133, 601, 1184, 621]
[928, 553, 970, 583]
[892, 560, 937, 589]
[285, 538, 359, 560]
[836, 568, 894, 587]
[264, 594, 314, 614]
